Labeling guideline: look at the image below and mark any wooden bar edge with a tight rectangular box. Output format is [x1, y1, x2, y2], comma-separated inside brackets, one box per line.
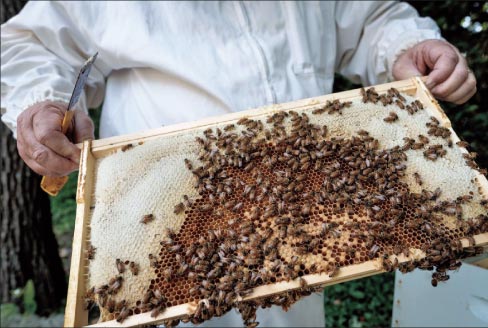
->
[65, 140, 94, 327]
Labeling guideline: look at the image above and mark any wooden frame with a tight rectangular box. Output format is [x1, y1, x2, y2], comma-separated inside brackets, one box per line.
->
[64, 77, 488, 327]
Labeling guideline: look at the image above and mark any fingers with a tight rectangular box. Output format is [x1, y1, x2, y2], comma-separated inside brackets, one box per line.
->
[429, 61, 476, 104]
[72, 110, 95, 143]
[16, 101, 80, 176]
[17, 138, 75, 177]
[32, 109, 81, 163]
[410, 39, 477, 104]
[424, 44, 459, 89]
[18, 120, 79, 176]
[443, 72, 477, 104]
[391, 50, 424, 81]
[429, 53, 469, 99]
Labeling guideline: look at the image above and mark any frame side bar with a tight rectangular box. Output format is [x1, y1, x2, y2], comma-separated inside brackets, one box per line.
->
[65, 140, 95, 327]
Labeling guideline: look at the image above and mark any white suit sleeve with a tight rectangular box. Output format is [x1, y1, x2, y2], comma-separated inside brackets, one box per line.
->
[1, 1, 107, 137]
[334, 1, 442, 86]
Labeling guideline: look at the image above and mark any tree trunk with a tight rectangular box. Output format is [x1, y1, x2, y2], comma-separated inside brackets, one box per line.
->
[1, 0, 67, 316]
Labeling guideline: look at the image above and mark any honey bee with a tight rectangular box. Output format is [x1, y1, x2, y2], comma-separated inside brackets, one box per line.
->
[329, 170, 340, 179]
[248, 206, 260, 220]
[151, 304, 166, 318]
[199, 203, 213, 212]
[184, 158, 193, 170]
[162, 267, 173, 282]
[94, 284, 109, 296]
[312, 106, 327, 115]
[224, 124, 235, 131]
[114, 299, 127, 312]
[428, 116, 440, 126]
[174, 202, 185, 214]
[431, 278, 438, 287]
[153, 289, 165, 303]
[84, 286, 95, 299]
[413, 100, 424, 110]
[141, 290, 153, 305]
[413, 172, 422, 186]
[181, 195, 193, 208]
[232, 202, 243, 212]
[360, 88, 368, 103]
[327, 265, 340, 278]
[107, 276, 123, 294]
[177, 263, 189, 276]
[299, 277, 308, 288]
[121, 144, 133, 152]
[140, 214, 154, 224]
[301, 203, 311, 216]
[411, 142, 424, 150]
[237, 117, 249, 125]
[163, 228, 175, 241]
[357, 129, 370, 136]
[83, 296, 94, 311]
[168, 244, 182, 253]
[395, 99, 405, 109]
[383, 112, 398, 123]
[116, 259, 125, 273]
[116, 307, 130, 323]
[456, 140, 469, 148]
[418, 134, 429, 145]
[274, 216, 291, 226]
[263, 205, 276, 219]
[129, 261, 139, 275]
[86, 245, 96, 260]
[148, 254, 159, 268]
[224, 199, 236, 210]
[106, 298, 115, 313]
[369, 244, 380, 259]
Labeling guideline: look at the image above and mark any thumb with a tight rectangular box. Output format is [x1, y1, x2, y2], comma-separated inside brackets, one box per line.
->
[72, 110, 95, 143]
[392, 51, 425, 81]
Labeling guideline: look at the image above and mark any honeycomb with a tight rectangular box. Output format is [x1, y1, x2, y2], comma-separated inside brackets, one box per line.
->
[84, 86, 488, 327]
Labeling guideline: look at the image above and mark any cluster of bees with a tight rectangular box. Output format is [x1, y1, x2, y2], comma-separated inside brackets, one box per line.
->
[84, 258, 142, 322]
[86, 87, 487, 326]
[311, 99, 352, 115]
[424, 116, 484, 173]
[360, 86, 423, 114]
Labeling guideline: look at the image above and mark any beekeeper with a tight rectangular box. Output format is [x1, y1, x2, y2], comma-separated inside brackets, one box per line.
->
[0, 1, 477, 327]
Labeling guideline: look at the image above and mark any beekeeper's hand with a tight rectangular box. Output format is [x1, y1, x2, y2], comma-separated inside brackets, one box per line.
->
[392, 39, 476, 104]
[16, 100, 94, 176]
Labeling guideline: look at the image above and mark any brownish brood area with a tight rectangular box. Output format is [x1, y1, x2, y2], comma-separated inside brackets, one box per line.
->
[84, 86, 487, 327]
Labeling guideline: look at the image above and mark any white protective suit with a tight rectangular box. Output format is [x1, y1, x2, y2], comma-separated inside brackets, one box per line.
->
[0, 1, 442, 327]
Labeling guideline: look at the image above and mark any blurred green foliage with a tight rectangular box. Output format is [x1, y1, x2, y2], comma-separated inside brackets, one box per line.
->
[22, 280, 37, 315]
[50, 172, 78, 236]
[1, 279, 37, 322]
[324, 273, 395, 328]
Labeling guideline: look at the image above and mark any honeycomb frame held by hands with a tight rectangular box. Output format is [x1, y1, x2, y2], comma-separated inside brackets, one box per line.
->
[65, 78, 488, 327]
